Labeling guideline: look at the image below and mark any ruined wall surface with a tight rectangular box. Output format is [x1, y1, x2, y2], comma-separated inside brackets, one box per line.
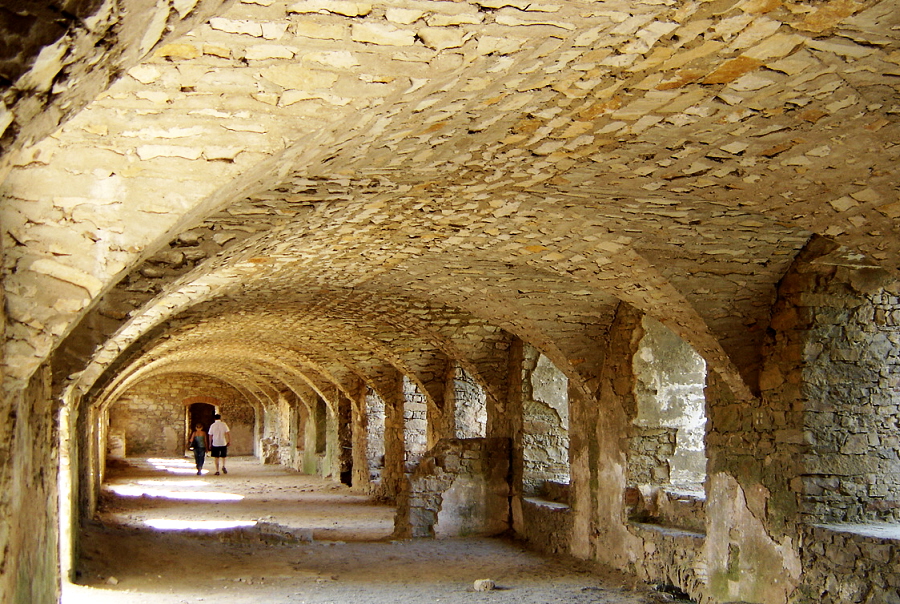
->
[453, 366, 487, 439]
[774, 247, 900, 523]
[0, 0, 232, 177]
[109, 374, 255, 457]
[519, 498, 572, 555]
[365, 388, 386, 486]
[798, 525, 900, 604]
[631, 316, 707, 488]
[0, 366, 59, 604]
[572, 303, 642, 566]
[402, 376, 428, 472]
[260, 393, 299, 467]
[394, 437, 510, 539]
[521, 345, 569, 496]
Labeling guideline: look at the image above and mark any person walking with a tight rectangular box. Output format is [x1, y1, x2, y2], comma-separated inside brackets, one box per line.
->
[208, 413, 231, 475]
[187, 423, 210, 475]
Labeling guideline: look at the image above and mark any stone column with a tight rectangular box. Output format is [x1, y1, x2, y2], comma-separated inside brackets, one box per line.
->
[337, 389, 352, 484]
[380, 370, 406, 501]
[350, 378, 370, 490]
[576, 302, 642, 564]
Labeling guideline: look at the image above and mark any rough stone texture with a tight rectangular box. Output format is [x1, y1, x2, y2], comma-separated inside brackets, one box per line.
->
[631, 316, 707, 488]
[3, 0, 900, 602]
[402, 375, 428, 472]
[364, 388, 386, 486]
[0, 0, 233, 179]
[0, 366, 59, 604]
[769, 238, 900, 523]
[521, 345, 570, 496]
[519, 497, 572, 555]
[393, 437, 510, 539]
[109, 374, 255, 456]
[452, 366, 487, 439]
[798, 524, 900, 604]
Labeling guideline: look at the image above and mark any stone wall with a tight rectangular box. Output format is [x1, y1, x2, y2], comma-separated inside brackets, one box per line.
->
[761, 237, 900, 525]
[402, 376, 428, 472]
[394, 437, 510, 539]
[365, 388, 386, 485]
[798, 525, 900, 604]
[521, 345, 569, 496]
[631, 317, 707, 489]
[0, 366, 59, 604]
[519, 498, 572, 555]
[109, 374, 255, 457]
[453, 366, 487, 439]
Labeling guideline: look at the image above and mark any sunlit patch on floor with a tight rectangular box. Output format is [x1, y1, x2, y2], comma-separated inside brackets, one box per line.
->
[107, 484, 244, 502]
[146, 458, 205, 475]
[143, 519, 258, 530]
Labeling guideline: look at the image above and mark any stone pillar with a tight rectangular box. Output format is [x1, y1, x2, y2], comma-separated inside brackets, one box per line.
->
[402, 376, 428, 472]
[0, 365, 60, 604]
[504, 338, 528, 536]
[348, 379, 368, 489]
[576, 302, 642, 564]
[337, 390, 352, 484]
[451, 364, 488, 439]
[380, 370, 406, 501]
[423, 364, 452, 447]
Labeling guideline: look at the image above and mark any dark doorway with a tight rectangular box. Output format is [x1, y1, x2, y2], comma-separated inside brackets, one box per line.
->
[188, 403, 216, 448]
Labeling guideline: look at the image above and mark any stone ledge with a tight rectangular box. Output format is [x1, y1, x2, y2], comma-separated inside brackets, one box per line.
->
[523, 496, 570, 511]
[628, 521, 706, 540]
[812, 522, 900, 541]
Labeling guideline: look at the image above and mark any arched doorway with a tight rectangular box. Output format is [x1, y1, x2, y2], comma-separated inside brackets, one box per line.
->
[187, 402, 216, 449]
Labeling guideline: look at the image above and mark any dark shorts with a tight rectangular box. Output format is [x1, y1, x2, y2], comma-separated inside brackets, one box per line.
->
[210, 446, 228, 458]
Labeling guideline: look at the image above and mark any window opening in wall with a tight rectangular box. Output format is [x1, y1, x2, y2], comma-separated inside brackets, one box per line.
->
[627, 316, 707, 532]
[453, 366, 487, 439]
[522, 345, 570, 503]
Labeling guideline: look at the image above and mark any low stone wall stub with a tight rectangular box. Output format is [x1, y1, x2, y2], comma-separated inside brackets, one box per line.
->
[394, 437, 511, 539]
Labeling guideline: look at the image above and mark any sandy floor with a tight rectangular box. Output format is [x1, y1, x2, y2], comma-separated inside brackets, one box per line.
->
[63, 457, 668, 604]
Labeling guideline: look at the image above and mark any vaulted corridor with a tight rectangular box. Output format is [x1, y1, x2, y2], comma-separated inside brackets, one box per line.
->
[2, 0, 900, 602]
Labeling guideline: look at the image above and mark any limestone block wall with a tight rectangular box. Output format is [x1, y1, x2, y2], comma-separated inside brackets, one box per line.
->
[802, 284, 900, 523]
[521, 345, 569, 496]
[402, 376, 428, 472]
[365, 388, 386, 485]
[109, 374, 255, 457]
[631, 317, 707, 489]
[519, 498, 572, 555]
[768, 238, 900, 524]
[453, 366, 487, 439]
[394, 437, 510, 539]
[260, 393, 300, 467]
[798, 525, 900, 604]
[0, 366, 59, 604]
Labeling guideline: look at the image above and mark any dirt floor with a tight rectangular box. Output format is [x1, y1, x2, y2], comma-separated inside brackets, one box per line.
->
[63, 456, 672, 604]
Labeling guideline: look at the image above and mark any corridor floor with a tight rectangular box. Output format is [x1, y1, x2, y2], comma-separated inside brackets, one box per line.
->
[63, 457, 666, 604]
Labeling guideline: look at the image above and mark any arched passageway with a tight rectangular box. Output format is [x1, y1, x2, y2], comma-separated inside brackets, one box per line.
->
[2, 1, 900, 603]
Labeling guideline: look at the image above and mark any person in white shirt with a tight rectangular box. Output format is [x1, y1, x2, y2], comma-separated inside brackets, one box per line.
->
[208, 414, 231, 475]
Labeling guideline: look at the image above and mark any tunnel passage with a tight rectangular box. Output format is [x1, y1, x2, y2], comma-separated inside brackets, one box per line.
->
[2, 0, 900, 603]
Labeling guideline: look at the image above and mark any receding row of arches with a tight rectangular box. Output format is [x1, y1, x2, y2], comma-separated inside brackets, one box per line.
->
[52, 240, 900, 604]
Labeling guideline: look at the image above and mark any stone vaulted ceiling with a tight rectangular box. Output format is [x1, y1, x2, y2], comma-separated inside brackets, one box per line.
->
[1, 0, 899, 409]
